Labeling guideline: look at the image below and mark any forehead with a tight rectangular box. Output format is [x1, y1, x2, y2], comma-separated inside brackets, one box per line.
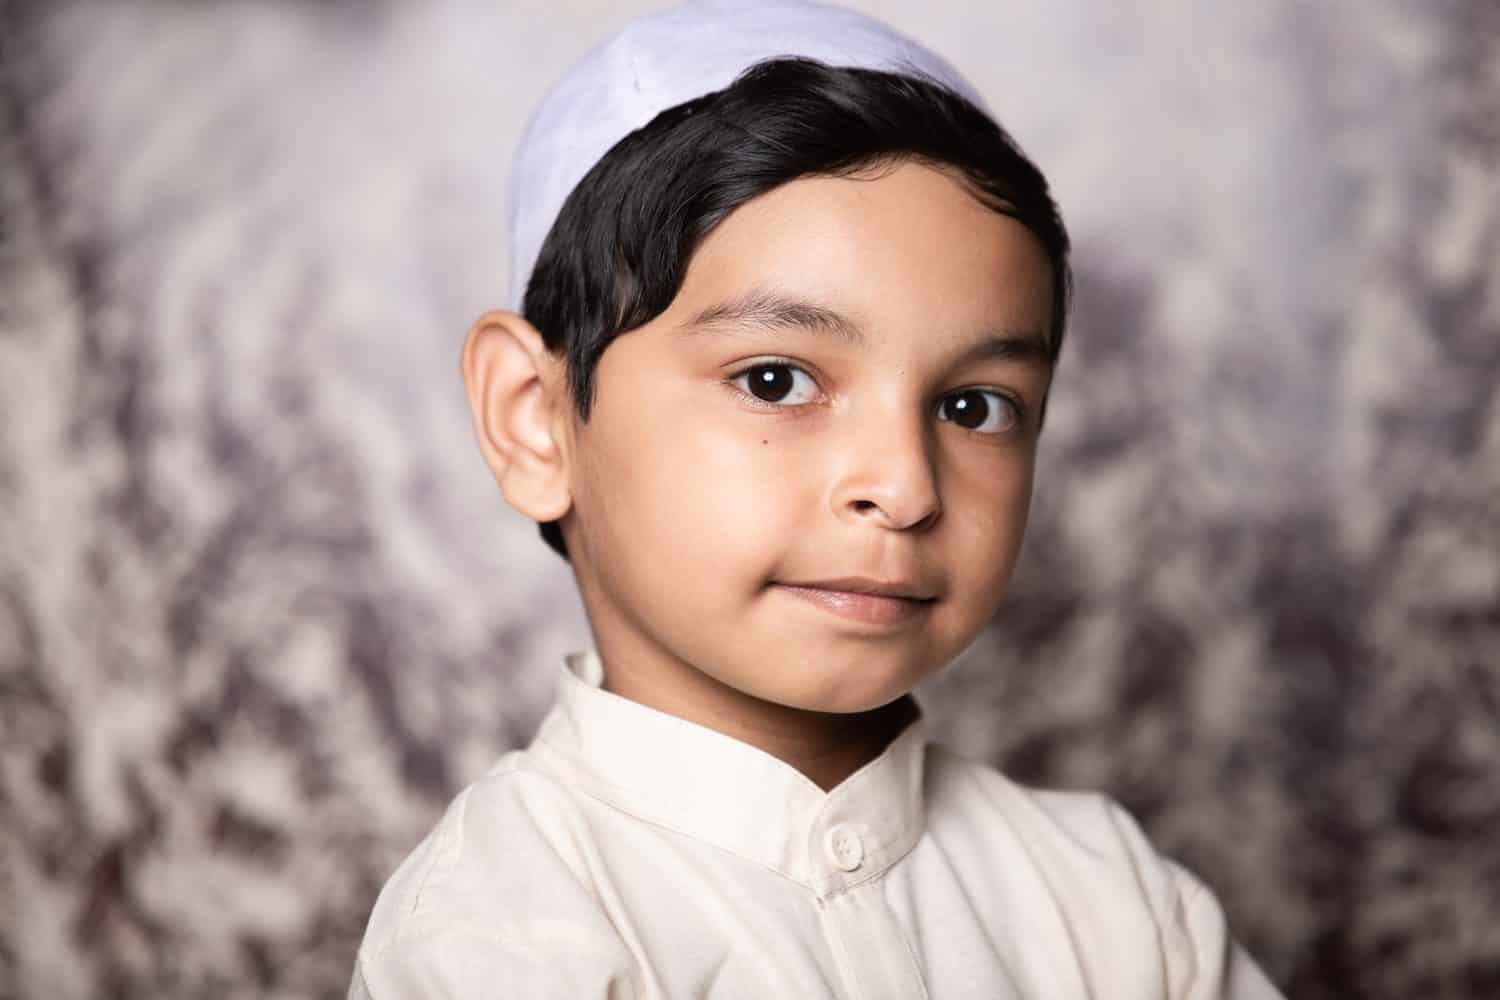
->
[656, 160, 1055, 346]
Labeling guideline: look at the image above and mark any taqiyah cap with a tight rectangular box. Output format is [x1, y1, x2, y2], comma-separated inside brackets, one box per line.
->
[505, 0, 989, 311]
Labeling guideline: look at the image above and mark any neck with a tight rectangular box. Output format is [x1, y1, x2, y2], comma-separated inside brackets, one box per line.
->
[601, 653, 921, 794]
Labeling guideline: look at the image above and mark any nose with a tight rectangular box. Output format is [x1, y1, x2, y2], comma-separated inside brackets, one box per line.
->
[831, 408, 942, 532]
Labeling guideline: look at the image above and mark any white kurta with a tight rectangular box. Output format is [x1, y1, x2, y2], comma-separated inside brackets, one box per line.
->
[350, 649, 1284, 999]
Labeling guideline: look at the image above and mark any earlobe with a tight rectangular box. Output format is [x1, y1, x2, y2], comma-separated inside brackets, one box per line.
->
[459, 310, 573, 522]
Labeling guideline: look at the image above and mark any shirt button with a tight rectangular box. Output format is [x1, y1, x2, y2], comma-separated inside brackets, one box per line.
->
[825, 824, 864, 872]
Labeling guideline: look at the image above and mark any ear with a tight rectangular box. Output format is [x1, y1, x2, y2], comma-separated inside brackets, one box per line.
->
[459, 310, 573, 523]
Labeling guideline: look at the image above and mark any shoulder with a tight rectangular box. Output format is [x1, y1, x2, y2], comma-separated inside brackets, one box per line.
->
[923, 744, 1283, 999]
[925, 742, 1168, 871]
[353, 751, 639, 998]
[359, 751, 597, 949]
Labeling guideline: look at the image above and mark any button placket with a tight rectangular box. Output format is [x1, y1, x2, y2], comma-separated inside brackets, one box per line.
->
[824, 824, 865, 872]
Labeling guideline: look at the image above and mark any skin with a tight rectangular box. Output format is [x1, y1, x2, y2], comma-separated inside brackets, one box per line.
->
[461, 159, 1055, 792]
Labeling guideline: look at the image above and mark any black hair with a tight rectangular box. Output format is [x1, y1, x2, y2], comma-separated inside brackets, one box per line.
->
[523, 56, 1071, 562]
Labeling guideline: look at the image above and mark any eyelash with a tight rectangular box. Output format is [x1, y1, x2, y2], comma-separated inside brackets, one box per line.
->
[725, 359, 1026, 434]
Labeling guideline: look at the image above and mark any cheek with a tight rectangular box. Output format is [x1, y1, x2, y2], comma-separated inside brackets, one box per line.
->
[585, 400, 796, 573]
[684, 421, 811, 557]
[947, 457, 1035, 582]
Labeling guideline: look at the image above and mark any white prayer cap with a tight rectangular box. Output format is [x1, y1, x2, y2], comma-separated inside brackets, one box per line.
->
[505, 0, 989, 311]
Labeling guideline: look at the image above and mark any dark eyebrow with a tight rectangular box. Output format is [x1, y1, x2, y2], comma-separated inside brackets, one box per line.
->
[679, 287, 866, 345]
[677, 286, 1052, 366]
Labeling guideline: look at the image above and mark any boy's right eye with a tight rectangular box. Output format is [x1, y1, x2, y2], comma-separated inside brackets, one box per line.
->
[730, 362, 821, 407]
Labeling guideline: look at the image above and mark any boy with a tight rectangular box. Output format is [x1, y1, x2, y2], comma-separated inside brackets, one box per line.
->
[350, 1, 1285, 997]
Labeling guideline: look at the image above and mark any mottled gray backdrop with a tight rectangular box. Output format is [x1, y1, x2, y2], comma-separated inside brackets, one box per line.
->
[1, 1, 1496, 997]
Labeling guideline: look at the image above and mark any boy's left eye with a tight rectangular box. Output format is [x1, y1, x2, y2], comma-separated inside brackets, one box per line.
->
[728, 361, 1022, 434]
[936, 389, 1021, 434]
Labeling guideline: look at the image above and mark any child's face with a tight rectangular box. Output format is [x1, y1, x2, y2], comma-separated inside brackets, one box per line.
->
[558, 160, 1054, 718]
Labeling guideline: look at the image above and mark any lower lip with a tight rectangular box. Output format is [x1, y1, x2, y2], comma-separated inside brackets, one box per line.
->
[775, 585, 934, 626]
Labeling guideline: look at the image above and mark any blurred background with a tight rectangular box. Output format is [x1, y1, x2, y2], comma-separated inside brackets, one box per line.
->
[0, 0, 1495, 997]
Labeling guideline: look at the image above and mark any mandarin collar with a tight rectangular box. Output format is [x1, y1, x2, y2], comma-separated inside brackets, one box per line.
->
[526, 649, 930, 898]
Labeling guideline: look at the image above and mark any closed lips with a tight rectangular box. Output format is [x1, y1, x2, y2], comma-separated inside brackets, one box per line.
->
[778, 578, 937, 601]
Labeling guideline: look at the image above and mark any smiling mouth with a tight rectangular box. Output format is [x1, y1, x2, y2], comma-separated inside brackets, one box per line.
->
[772, 583, 936, 626]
